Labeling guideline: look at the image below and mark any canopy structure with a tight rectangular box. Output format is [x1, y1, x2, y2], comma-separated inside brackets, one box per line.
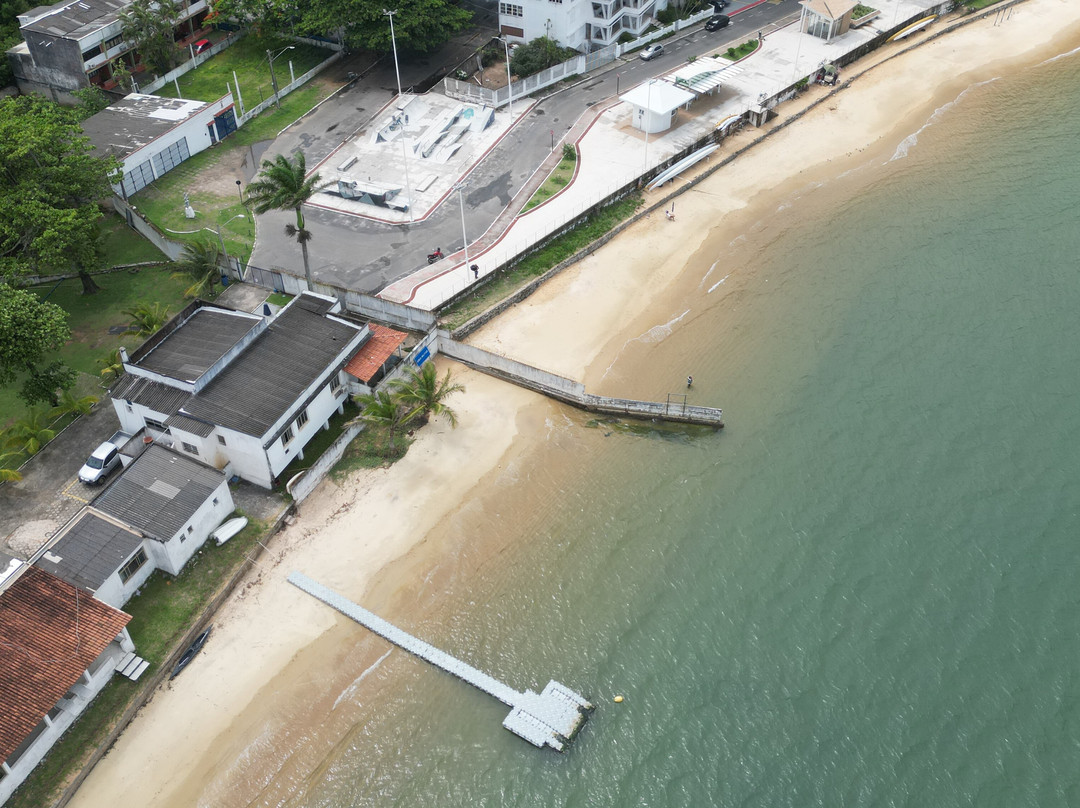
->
[665, 58, 745, 96]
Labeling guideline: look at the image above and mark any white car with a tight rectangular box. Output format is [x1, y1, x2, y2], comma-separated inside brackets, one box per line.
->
[640, 43, 665, 61]
[78, 441, 121, 485]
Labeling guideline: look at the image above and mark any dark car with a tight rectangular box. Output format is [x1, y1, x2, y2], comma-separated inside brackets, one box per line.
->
[705, 14, 730, 31]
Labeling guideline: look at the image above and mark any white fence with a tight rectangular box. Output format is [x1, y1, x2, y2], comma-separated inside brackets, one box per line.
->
[238, 50, 343, 122]
[289, 421, 363, 503]
[443, 12, 714, 108]
[137, 32, 247, 95]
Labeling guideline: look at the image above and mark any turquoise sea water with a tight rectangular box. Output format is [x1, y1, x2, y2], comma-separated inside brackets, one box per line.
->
[243, 44, 1080, 808]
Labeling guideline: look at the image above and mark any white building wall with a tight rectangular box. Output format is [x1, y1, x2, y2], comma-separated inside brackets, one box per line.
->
[265, 374, 348, 481]
[0, 631, 132, 805]
[91, 545, 155, 609]
[215, 430, 273, 488]
[152, 478, 234, 574]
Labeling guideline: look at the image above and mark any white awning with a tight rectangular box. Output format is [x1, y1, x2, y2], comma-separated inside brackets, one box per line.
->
[664, 58, 744, 95]
[619, 80, 696, 114]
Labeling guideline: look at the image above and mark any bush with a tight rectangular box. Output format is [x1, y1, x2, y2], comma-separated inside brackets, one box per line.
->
[562, 143, 577, 162]
[480, 43, 502, 67]
[510, 36, 578, 78]
[656, 7, 678, 25]
[618, 32, 635, 44]
[727, 47, 736, 57]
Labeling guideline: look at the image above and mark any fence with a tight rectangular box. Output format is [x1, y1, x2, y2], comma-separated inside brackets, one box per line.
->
[442, 11, 711, 109]
[136, 31, 247, 95]
[288, 422, 363, 503]
[238, 50, 343, 123]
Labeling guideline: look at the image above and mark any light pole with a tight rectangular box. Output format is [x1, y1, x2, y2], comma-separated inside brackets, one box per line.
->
[454, 182, 470, 275]
[235, 179, 243, 205]
[393, 109, 414, 222]
[384, 9, 402, 98]
[500, 37, 513, 121]
[267, 45, 294, 108]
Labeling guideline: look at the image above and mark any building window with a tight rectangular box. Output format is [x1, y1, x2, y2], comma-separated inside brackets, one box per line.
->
[181, 442, 199, 455]
[119, 548, 148, 583]
[499, 2, 523, 16]
[145, 417, 167, 431]
[126, 403, 133, 412]
[281, 426, 294, 446]
[121, 159, 155, 197]
[82, 45, 101, 63]
[152, 138, 191, 176]
[212, 497, 219, 506]
[296, 409, 309, 430]
[329, 375, 342, 394]
[187, 525, 193, 534]
[217, 434, 226, 445]
[104, 34, 123, 51]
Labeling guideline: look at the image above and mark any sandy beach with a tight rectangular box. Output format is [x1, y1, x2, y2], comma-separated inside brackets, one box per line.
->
[68, 2, 1080, 805]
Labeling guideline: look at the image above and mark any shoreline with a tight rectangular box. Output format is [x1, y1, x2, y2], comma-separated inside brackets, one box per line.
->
[66, 3, 1080, 805]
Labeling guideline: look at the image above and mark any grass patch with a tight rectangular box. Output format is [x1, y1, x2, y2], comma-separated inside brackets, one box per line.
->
[332, 421, 412, 479]
[851, 4, 877, 19]
[522, 154, 577, 212]
[440, 193, 643, 330]
[961, 0, 996, 8]
[132, 83, 327, 261]
[155, 35, 331, 105]
[720, 40, 761, 61]
[99, 210, 169, 265]
[278, 401, 357, 488]
[5, 514, 274, 808]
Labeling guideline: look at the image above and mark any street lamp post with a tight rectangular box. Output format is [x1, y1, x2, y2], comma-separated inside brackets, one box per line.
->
[500, 37, 513, 121]
[211, 213, 246, 279]
[267, 45, 294, 109]
[394, 110, 414, 223]
[455, 183, 470, 276]
[384, 9, 402, 97]
[235, 179, 243, 205]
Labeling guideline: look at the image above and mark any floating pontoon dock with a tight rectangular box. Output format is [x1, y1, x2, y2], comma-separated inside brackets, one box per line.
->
[288, 572, 593, 751]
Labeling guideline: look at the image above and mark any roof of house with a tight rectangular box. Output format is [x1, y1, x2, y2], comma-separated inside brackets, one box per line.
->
[82, 94, 212, 159]
[178, 295, 364, 438]
[620, 80, 696, 114]
[129, 308, 261, 383]
[33, 511, 144, 593]
[20, 0, 126, 39]
[165, 413, 215, 437]
[111, 374, 190, 417]
[799, 0, 858, 20]
[93, 444, 226, 540]
[344, 324, 407, 383]
[0, 567, 130, 763]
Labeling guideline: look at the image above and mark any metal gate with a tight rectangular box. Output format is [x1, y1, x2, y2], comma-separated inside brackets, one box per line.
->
[214, 107, 237, 140]
[246, 264, 285, 292]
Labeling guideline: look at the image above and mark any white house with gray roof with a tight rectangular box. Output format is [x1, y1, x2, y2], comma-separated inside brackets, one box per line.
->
[111, 293, 367, 489]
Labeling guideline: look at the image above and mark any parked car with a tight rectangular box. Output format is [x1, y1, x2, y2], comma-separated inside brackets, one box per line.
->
[194, 38, 211, 54]
[705, 14, 731, 31]
[78, 441, 121, 485]
[640, 43, 665, 61]
[711, 0, 729, 9]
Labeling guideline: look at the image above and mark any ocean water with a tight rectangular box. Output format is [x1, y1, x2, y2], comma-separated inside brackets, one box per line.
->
[235, 45, 1080, 808]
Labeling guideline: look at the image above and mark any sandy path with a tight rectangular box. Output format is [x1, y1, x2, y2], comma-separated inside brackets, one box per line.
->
[69, 2, 1080, 805]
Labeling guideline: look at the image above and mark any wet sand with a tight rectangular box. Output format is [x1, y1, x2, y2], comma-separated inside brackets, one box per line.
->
[69, 3, 1080, 805]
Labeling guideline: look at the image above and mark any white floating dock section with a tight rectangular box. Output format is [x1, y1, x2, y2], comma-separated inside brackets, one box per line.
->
[288, 571, 593, 751]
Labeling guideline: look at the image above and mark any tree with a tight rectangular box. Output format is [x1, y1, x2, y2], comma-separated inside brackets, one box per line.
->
[0, 452, 22, 483]
[246, 152, 328, 291]
[110, 57, 135, 93]
[123, 301, 170, 336]
[510, 36, 577, 78]
[353, 389, 407, 454]
[0, 285, 77, 407]
[390, 362, 464, 427]
[119, 0, 181, 76]
[3, 409, 56, 456]
[97, 348, 124, 383]
[0, 95, 117, 282]
[298, 0, 470, 56]
[172, 239, 222, 299]
[50, 389, 98, 420]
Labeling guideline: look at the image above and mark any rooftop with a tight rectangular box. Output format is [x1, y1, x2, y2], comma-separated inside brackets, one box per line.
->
[33, 511, 143, 593]
[131, 307, 261, 383]
[20, 0, 127, 39]
[344, 324, 407, 383]
[179, 294, 364, 438]
[619, 80, 696, 114]
[93, 444, 226, 540]
[800, 0, 860, 20]
[0, 567, 130, 763]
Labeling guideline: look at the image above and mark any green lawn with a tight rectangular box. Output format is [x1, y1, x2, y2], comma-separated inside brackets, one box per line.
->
[156, 34, 332, 105]
[99, 210, 170, 266]
[523, 154, 577, 212]
[719, 40, 761, 61]
[133, 83, 326, 260]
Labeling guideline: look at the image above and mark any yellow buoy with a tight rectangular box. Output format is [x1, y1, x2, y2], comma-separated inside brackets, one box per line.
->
[613, 695, 624, 703]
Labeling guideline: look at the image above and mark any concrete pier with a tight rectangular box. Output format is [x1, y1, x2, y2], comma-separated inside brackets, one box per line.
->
[288, 571, 593, 751]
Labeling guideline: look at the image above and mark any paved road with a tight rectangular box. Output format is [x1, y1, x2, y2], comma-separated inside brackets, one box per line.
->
[249, 0, 799, 294]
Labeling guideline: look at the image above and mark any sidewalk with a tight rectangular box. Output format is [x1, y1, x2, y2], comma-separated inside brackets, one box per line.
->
[379, 0, 944, 309]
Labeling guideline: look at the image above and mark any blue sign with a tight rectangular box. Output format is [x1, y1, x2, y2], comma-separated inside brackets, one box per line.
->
[414, 346, 431, 366]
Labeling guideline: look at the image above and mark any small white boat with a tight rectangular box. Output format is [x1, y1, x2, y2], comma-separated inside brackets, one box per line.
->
[212, 516, 248, 546]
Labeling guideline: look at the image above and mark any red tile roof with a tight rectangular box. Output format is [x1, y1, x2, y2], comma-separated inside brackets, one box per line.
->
[0, 567, 130, 763]
[344, 324, 408, 383]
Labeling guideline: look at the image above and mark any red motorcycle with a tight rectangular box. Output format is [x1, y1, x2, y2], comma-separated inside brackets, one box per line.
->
[427, 247, 444, 264]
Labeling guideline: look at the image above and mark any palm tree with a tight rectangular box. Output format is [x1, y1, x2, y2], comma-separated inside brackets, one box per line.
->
[172, 238, 221, 299]
[3, 409, 56, 456]
[123, 301, 170, 337]
[246, 151, 328, 291]
[390, 362, 465, 427]
[97, 348, 124, 383]
[353, 389, 407, 454]
[0, 452, 22, 483]
[50, 389, 98, 420]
